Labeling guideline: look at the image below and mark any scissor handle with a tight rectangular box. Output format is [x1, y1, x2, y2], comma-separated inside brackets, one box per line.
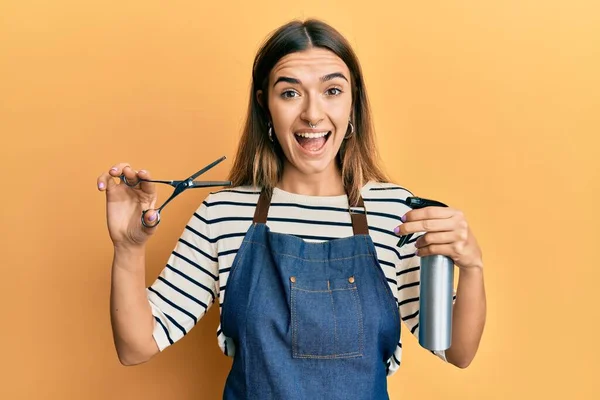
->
[120, 174, 140, 187]
[141, 209, 161, 228]
[120, 175, 175, 188]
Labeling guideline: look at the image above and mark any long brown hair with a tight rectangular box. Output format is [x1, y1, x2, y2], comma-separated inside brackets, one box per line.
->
[227, 19, 389, 206]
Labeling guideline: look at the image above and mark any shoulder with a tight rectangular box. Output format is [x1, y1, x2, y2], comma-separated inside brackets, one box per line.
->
[361, 181, 413, 215]
[360, 181, 416, 217]
[361, 181, 414, 201]
[193, 186, 259, 238]
[192, 186, 260, 221]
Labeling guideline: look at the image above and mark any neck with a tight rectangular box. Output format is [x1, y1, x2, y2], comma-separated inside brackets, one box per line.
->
[278, 161, 345, 197]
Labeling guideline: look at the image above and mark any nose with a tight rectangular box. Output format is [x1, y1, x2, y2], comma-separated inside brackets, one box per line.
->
[300, 92, 324, 127]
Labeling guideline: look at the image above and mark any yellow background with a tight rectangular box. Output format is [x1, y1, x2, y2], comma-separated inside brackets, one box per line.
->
[1, 0, 598, 399]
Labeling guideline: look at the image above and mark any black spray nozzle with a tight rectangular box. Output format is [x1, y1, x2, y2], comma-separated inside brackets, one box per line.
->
[397, 197, 449, 248]
[406, 197, 448, 209]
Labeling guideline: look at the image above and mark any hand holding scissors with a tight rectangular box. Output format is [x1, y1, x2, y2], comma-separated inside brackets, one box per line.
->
[98, 156, 231, 249]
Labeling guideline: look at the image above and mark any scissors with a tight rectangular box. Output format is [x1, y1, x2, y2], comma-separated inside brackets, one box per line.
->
[397, 197, 448, 247]
[120, 156, 232, 228]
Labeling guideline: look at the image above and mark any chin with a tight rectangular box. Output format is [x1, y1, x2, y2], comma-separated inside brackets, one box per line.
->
[288, 149, 341, 177]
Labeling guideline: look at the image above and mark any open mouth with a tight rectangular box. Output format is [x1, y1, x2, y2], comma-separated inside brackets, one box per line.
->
[294, 131, 332, 152]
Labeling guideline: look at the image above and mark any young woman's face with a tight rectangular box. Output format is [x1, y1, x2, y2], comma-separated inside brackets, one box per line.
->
[261, 47, 353, 177]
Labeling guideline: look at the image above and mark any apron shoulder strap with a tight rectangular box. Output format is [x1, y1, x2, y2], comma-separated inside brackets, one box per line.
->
[349, 195, 369, 235]
[253, 188, 272, 224]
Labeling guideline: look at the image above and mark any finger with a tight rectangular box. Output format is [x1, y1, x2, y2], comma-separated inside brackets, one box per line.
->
[415, 231, 459, 248]
[141, 209, 160, 231]
[98, 163, 132, 191]
[415, 243, 453, 258]
[97, 171, 118, 191]
[401, 206, 457, 223]
[137, 169, 156, 196]
[395, 216, 457, 236]
[108, 162, 132, 178]
[121, 165, 139, 186]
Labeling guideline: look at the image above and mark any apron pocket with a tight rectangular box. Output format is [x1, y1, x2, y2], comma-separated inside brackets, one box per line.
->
[290, 276, 364, 359]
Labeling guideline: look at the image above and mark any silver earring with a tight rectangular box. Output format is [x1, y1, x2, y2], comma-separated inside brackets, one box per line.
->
[345, 120, 354, 139]
[268, 122, 273, 142]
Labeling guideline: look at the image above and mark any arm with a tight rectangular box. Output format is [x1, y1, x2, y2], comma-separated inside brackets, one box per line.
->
[110, 245, 160, 366]
[110, 196, 219, 365]
[97, 164, 161, 366]
[445, 266, 486, 368]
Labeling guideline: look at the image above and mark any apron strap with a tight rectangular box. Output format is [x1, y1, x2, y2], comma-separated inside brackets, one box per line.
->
[349, 195, 369, 235]
[253, 188, 272, 224]
[253, 187, 369, 235]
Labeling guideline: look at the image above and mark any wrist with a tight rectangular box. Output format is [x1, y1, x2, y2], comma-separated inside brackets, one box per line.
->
[114, 241, 145, 252]
[113, 243, 146, 260]
[458, 264, 484, 279]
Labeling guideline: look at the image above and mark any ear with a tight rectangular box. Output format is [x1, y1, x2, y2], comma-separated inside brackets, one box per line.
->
[256, 90, 264, 108]
[256, 89, 272, 122]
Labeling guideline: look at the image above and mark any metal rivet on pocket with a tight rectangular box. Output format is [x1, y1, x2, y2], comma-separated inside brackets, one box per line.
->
[290, 276, 296, 283]
[348, 276, 355, 283]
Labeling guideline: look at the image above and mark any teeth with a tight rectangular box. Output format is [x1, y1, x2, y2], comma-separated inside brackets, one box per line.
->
[295, 131, 329, 139]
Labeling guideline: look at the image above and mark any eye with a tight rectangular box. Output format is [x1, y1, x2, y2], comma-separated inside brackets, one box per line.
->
[326, 87, 343, 96]
[281, 90, 299, 99]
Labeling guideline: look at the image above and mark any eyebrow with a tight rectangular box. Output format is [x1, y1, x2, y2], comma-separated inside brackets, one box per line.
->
[273, 72, 349, 87]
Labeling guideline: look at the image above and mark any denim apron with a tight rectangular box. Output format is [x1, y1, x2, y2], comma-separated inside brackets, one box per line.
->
[221, 189, 400, 399]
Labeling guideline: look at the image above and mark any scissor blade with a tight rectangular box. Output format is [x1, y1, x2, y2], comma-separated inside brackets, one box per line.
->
[189, 180, 232, 188]
[143, 179, 177, 186]
[187, 156, 227, 181]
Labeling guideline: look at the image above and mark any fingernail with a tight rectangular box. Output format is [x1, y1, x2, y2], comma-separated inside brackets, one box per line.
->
[98, 182, 105, 189]
[393, 226, 400, 234]
[148, 212, 157, 221]
[401, 214, 407, 222]
[139, 170, 147, 174]
[110, 167, 118, 172]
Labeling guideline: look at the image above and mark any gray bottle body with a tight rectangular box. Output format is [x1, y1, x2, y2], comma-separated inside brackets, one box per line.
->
[418, 254, 454, 351]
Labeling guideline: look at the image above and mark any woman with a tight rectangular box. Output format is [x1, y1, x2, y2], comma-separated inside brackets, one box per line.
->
[97, 19, 486, 399]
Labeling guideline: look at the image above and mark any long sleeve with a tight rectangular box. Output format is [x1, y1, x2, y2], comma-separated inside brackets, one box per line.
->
[147, 198, 219, 351]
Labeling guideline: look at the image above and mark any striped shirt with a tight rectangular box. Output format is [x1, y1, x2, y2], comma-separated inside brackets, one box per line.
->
[147, 181, 450, 376]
